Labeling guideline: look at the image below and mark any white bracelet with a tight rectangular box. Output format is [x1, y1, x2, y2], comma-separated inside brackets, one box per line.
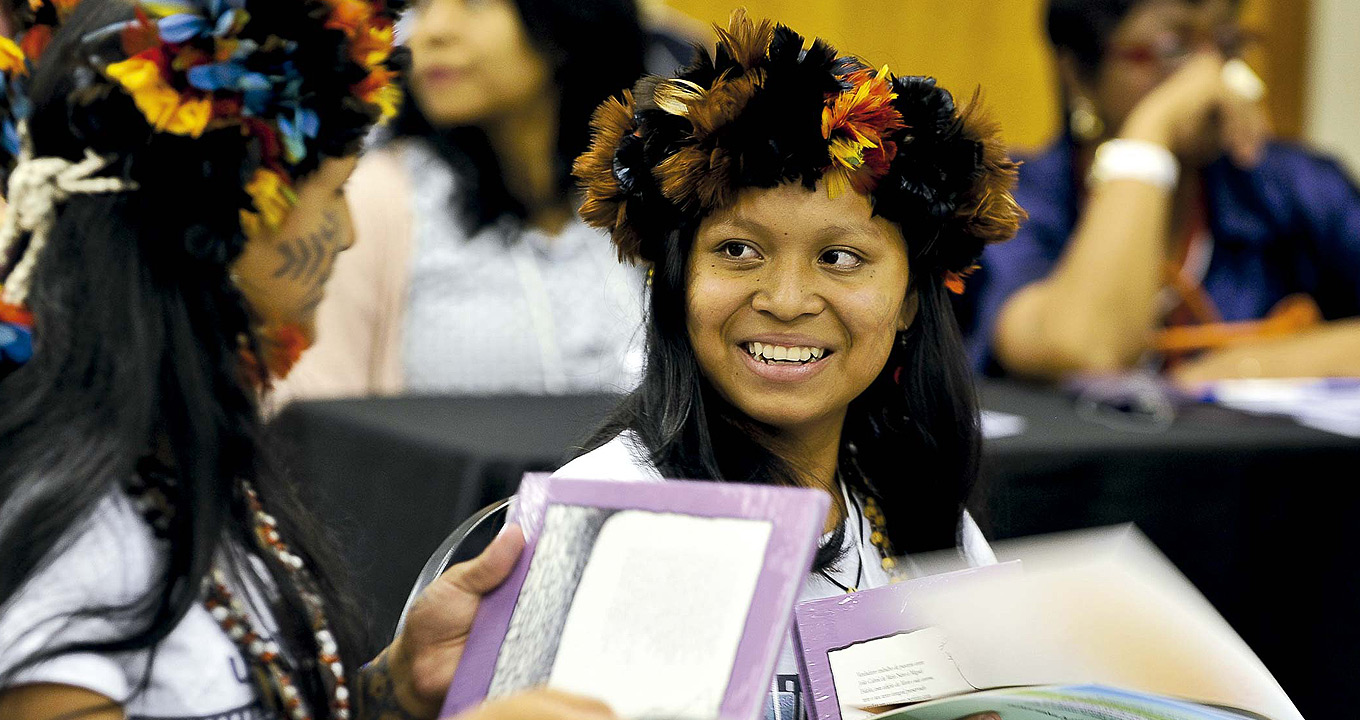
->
[1222, 58, 1265, 102]
[1088, 138, 1180, 190]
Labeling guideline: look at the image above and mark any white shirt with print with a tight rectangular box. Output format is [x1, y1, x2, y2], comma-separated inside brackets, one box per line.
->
[0, 491, 280, 720]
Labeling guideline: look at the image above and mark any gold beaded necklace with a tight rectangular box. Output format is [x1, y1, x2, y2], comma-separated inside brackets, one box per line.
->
[817, 477, 903, 593]
[862, 493, 900, 578]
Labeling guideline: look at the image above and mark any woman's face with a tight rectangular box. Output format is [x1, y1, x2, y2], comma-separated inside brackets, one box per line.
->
[231, 156, 358, 343]
[1084, 0, 1242, 134]
[686, 182, 915, 437]
[408, 0, 554, 128]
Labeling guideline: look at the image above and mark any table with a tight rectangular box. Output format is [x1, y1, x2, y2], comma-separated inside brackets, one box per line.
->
[270, 382, 1359, 717]
[975, 381, 1360, 720]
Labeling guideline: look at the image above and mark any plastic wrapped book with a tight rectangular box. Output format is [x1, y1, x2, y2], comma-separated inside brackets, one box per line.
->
[443, 473, 831, 720]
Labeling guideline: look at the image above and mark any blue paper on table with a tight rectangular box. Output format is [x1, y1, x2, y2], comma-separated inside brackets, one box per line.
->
[1191, 377, 1360, 438]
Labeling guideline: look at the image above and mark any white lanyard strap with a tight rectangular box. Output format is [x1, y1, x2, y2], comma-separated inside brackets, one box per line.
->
[509, 236, 569, 394]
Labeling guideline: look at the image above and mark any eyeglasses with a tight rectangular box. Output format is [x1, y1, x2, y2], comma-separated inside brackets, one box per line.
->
[1108, 27, 1262, 70]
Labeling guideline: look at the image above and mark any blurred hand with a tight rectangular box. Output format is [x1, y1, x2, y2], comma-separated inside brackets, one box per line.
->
[1170, 342, 1276, 386]
[388, 523, 527, 718]
[950, 713, 1001, 720]
[446, 689, 615, 720]
[1120, 52, 1270, 167]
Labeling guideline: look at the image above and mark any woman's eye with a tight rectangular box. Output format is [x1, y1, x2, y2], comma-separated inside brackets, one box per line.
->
[718, 241, 759, 260]
[821, 249, 863, 269]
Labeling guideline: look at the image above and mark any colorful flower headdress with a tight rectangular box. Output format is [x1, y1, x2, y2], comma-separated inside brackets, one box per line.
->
[574, 10, 1025, 293]
[2, 0, 406, 235]
[0, 0, 408, 375]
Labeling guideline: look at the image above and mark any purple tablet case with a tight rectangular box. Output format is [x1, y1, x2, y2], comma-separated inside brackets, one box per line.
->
[441, 473, 831, 720]
[792, 561, 1023, 720]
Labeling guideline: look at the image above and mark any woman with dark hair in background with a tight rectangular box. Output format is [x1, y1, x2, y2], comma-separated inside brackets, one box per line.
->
[280, 0, 655, 399]
[0, 2, 608, 719]
[966, 0, 1360, 383]
[557, 12, 1024, 717]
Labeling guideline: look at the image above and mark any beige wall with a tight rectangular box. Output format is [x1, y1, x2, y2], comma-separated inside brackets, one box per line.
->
[1305, 0, 1360, 178]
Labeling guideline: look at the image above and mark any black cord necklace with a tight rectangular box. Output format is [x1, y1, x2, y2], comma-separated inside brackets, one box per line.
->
[818, 483, 865, 593]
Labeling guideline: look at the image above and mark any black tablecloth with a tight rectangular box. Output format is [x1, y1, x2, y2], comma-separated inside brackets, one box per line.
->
[270, 382, 1359, 717]
[975, 381, 1359, 720]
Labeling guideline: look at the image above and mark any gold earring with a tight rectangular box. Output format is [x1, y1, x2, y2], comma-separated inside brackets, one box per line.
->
[1069, 95, 1105, 143]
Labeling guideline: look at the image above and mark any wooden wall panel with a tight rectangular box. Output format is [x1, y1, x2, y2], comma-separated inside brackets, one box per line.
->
[653, 0, 1309, 152]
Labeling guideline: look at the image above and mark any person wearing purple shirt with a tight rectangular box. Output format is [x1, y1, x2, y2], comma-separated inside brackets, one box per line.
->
[965, 0, 1360, 382]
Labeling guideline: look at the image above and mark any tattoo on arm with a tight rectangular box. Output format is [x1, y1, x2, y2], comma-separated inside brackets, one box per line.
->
[355, 652, 425, 720]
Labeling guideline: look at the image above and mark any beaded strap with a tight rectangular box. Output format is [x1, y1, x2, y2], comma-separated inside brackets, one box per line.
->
[202, 481, 350, 720]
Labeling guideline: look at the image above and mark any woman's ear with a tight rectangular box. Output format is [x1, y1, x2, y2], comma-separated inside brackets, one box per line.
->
[897, 289, 919, 331]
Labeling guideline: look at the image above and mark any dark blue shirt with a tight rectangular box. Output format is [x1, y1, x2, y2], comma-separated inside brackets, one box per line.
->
[964, 136, 1360, 374]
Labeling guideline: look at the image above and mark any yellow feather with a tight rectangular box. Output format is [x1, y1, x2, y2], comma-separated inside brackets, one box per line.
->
[829, 137, 868, 170]
[653, 79, 706, 118]
[824, 168, 853, 199]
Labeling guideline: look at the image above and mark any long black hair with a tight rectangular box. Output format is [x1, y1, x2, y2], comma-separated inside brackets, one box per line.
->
[391, 0, 646, 233]
[0, 2, 367, 712]
[585, 221, 982, 564]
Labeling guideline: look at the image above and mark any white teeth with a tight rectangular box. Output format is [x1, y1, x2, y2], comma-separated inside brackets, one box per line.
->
[744, 342, 829, 364]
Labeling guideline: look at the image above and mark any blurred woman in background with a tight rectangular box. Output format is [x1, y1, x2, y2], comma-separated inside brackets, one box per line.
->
[280, 0, 655, 399]
[967, 0, 1360, 383]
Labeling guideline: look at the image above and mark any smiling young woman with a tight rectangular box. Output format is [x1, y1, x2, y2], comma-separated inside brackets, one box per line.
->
[554, 10, 1026, 712]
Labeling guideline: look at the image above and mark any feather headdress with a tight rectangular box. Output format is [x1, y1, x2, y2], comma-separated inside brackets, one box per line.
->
[574, 10, 1025, 292]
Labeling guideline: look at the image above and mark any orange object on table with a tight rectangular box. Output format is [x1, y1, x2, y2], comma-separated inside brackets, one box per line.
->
[1152, 293, 1322, 355]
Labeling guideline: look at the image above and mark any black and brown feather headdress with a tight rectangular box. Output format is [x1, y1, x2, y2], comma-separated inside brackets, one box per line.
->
[574, 9, 1026, 292]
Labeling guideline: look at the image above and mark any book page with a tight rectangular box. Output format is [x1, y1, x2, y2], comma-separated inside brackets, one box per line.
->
[828, 627, 974, 708]
[547, 511, 773, 720]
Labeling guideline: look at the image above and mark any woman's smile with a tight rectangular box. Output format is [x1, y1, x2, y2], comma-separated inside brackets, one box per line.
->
[735, 337, 835, 383]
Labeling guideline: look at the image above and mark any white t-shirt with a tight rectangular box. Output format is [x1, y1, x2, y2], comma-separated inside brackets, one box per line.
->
[552, 432, 997, 720]
[0, 491, 282, 720]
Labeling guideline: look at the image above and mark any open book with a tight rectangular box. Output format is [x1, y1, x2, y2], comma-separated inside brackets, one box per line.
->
[793, 525, 1300, 720]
